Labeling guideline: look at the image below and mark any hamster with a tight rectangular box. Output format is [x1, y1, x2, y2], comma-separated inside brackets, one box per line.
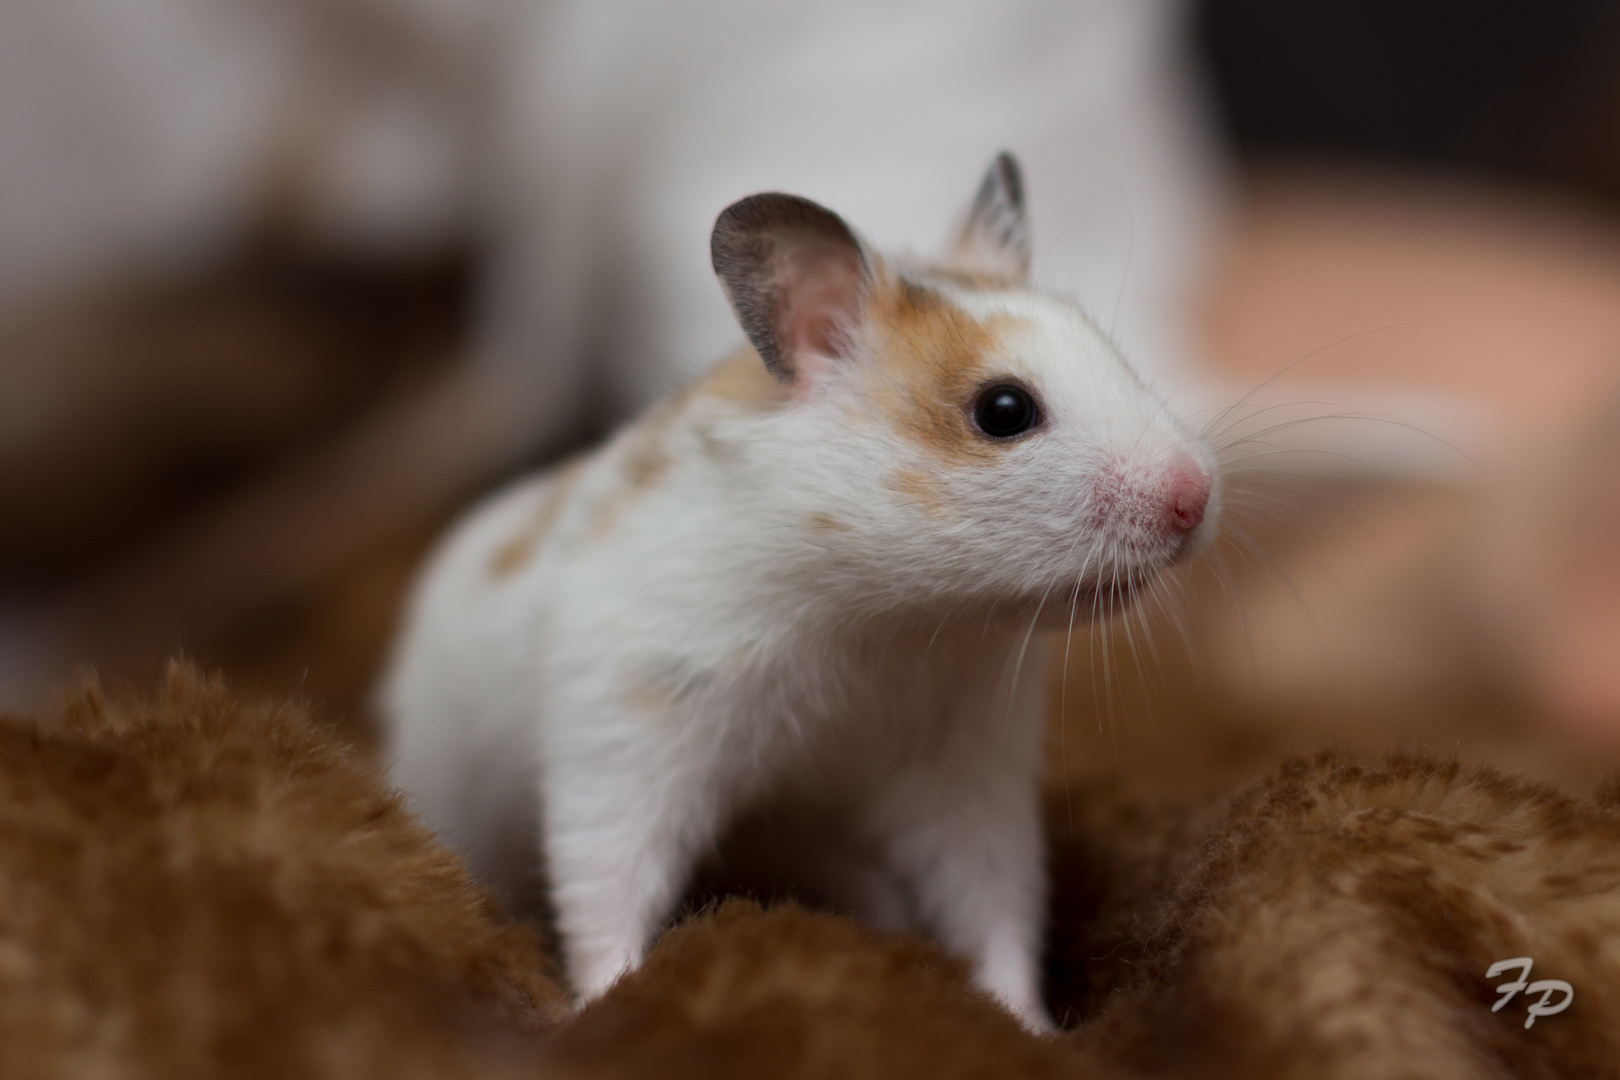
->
[380, 154, 1219, 1029]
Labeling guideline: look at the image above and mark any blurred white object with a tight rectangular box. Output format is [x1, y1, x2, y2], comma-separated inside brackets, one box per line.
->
[0, 0, 498, 313]
[483, 0, 1222, 429]
[0, 0, 1221, 420]
[0, 0, 1223, 702]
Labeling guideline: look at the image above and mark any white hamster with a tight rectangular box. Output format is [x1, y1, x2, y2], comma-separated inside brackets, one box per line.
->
[380, 155, 1218, 1029]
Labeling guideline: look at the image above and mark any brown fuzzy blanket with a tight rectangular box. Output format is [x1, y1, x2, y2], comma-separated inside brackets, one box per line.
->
[3, 667, 1616, 1079]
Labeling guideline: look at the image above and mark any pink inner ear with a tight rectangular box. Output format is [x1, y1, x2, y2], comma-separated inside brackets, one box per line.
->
[774, 240, 866, 379]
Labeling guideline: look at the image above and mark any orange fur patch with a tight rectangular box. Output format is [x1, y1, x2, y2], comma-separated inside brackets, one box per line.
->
[623, 416, 676, 491]
[0, 663, 566, 1078]
[588, 349, 789, 540]
[620, 671, 677, 716]
[887, 469, 949, 518]
[489, 462, 583, 577]
[807, 512, 852, 533]
[862, 276, 1015, 466]
[624, 442, 672, 491]
[587, 399, 684, 541]
[697, 346, 791, 410]
[924, 264, 1023, 292]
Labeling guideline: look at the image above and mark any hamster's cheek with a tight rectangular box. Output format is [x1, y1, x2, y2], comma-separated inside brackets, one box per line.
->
[886, 468, 953, 520]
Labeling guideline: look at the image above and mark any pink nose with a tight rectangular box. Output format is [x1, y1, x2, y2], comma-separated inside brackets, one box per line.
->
[1162, 454, 1210, 534]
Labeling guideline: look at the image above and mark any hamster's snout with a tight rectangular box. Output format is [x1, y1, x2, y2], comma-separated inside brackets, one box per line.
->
[1087, 450, 1214, 555]
[1162, 453, 1211, 535]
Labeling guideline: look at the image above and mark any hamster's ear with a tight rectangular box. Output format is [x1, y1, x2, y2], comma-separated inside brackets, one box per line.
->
[711, 193, 870, 385]
[948, 152, 1030, 285]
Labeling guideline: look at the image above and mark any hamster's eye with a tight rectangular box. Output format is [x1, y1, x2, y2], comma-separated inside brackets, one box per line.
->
[973, 383, 1039, 439]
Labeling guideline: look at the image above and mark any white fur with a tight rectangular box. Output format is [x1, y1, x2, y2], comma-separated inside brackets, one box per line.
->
[382, 170, 1218, 1029]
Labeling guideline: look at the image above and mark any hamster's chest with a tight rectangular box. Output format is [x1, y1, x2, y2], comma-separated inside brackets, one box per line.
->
[556, 631, 1024, 757]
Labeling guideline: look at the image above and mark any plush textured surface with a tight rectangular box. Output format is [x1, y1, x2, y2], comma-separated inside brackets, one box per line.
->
[544, 901, 1097, 1080]
[3, 668, 1618, 1078]
[0, 663, 566, 1080]
[1047, 754, 1620, 1079]
[578, 754, 1620, 1079]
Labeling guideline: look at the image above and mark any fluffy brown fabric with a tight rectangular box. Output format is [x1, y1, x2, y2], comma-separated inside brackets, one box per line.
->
[1048, 753, 1620, 1079]
[568, 751, 1620, 1079]
[0, 242, 468, 586]
[5, 666, 1618, 1079]
[0, 662, 566, 1080]
[543, 901, 1099, 1080]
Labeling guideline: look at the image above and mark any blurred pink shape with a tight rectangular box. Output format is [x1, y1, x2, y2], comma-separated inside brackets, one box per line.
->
[1198, 167, 1620, 743]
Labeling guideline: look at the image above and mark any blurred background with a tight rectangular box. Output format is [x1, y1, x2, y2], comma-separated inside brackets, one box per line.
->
[2, 0, 1619, 794]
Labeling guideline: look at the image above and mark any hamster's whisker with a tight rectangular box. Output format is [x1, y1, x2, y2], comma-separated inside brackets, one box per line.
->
[1216, 412, 1474, 477]
[927, 591, 973, 652]
[1156, 573, 1197, 668]
[1214, 401, 1433, 440]
[1058, 532, 1108, 777]
[1224, 522, 1333, 675]
[1004, 591, 1050, 741]
[1203, 547, 1258, 681]
[1115, 577, 1147, 694]
[1104, 560, 1124, 767]
[1033, 216, 1080, 293]
[1117, 593, 1157, 743]
[1087, 563, 1107, 740]
[1058, 574, 1087, 835]
[1132, 578, 1172, 691]
[1204, 396, 1362, 443]
[1216, 490, 1319, 532]
[1107, 189, 1135, 341]
[1197, 324, 1414, 441]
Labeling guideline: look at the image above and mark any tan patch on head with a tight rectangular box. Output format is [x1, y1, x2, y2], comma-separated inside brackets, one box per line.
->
[922, 263, 1022, 292]
[863, 275, 1016, 466]
[888, 469, 949, 518]
[695, 345, 791, 410]
[806, 512, 852, 533]
[489, 462, 583, 578]
[686, 348, 788, 465]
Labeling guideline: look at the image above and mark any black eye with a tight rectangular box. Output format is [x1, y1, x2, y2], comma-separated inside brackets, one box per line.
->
[973, 384, 1039, 439]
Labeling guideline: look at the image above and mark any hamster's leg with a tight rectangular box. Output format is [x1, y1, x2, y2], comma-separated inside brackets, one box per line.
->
[541, 730, 727, 999]
[870, 724, 1050, 1030]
